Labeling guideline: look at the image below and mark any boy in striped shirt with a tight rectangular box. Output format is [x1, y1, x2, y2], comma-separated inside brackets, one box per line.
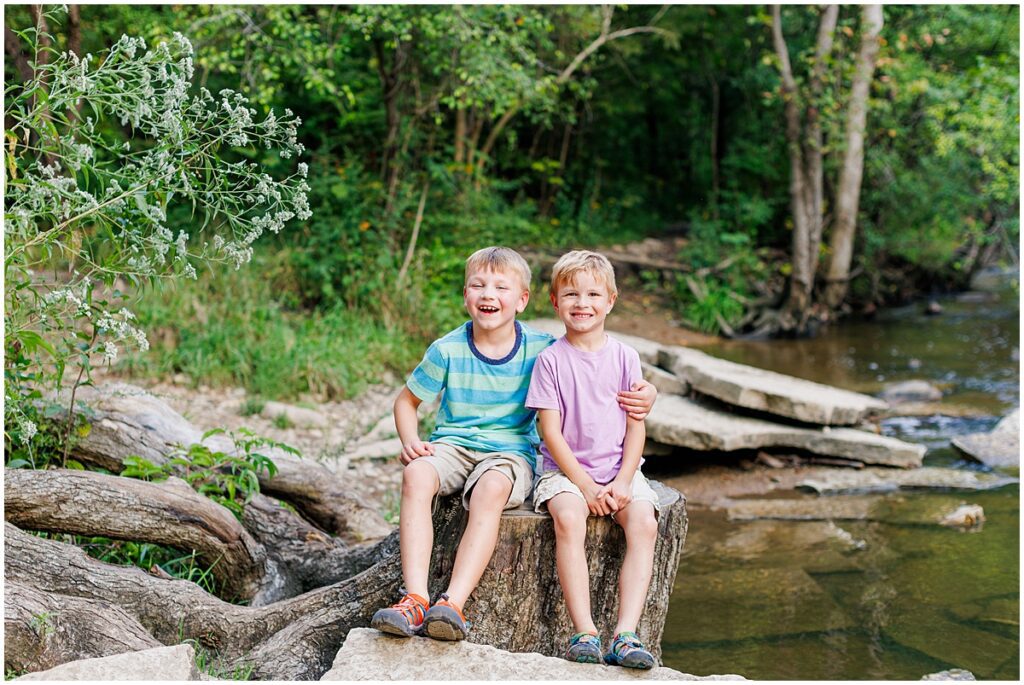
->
[371, 246, 656, 642]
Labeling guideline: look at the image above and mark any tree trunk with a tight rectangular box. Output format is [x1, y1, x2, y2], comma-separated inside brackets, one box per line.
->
[773, 5, 839, 332]
[824, 5, 884, 308]
[4, 468, 268, 603]
[427, 482, 686, 662]
[454, 107, 466, 164]
[709, 75, 720, 218]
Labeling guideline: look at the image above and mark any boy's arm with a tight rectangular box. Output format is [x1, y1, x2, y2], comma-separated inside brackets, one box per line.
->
[617, 378, 657, 420]
[609, 416, 645, 509]
[394, 386, 434, 465]
[537, 409, 612, 516]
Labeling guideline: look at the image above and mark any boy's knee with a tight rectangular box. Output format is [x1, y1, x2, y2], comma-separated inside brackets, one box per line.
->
[469, 470, 512, 505]
[626, 507, 658, 542]
[402, 460, 439, 498]
[551, 504, 587, 538]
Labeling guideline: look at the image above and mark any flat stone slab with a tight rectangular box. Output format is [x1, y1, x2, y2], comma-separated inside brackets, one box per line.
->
[321, 628, 743, 680]
[646, 395, 924, 467]
[643, 362, 688, 395]
[659, 346, 888, 425]
[670, 568, 852, 643]
[523, 318, 664, 364]
[951, 408, 1019, 469]
[726, 494, 985, 527]
[797, 466, 1018, 495]
[15, 644, 199, 681]
[880, 380, 943, 404]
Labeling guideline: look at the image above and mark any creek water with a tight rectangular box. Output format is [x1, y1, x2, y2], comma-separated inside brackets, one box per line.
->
[655, 287, 1020, 679]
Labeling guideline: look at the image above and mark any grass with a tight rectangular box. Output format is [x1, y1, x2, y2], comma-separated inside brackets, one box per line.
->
[119, 255, 437, 401]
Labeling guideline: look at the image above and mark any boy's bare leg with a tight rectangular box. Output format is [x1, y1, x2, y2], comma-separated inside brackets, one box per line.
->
[443, 469, 513, 608]
[612, 500, 658, 634]
[548, 493, 598, 634]
[399, 459, 441, 598]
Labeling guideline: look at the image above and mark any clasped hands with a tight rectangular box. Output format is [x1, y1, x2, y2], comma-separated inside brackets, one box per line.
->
[581, 478, 632, 517]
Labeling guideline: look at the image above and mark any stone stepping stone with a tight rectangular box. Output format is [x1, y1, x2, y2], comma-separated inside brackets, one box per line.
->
[321, 628, 743, 680]
[796, 467, 1018, 495]
[14, 644, 198, 681]
[670, 567, 853, 643]
[646, 395, 924, 467]
[660, 346, 888, 425]
[882, 605, 1017, 679]
[951, 408, 1020, 469]
[726, 494, 985, 528]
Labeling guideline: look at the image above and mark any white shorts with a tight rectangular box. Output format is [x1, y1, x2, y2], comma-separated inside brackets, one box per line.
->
[532, 469, 660, 516]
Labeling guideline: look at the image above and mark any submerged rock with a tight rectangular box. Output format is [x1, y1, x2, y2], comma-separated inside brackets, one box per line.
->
[669, 567, 852, 643]
[884, 605, 1016, 679]
[921, 669, 977, 680]
[646, 395, 924, 467]
[797, 467, 1018, 495]
[659, 346, 888, 425]
[322, 628, 742, 680]
[880, 380, 943, 404]
[951, 408, 1020, 469]
[939, 504, 985, 529]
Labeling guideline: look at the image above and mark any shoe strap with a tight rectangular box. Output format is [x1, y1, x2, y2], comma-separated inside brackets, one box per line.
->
[612, 631, 645, 653]
[394, 589, 428, 620]
[435, 592, 467, 622]
[569, 631, 600, 646]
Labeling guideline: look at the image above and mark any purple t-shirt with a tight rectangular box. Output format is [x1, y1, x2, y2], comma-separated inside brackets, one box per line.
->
[525, 335, 643, 484]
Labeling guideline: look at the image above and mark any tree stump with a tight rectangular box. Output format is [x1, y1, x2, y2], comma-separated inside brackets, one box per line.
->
[427, 481, 687, 662]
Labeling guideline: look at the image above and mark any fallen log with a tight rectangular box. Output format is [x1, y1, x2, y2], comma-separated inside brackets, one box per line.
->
[4, 468, 268, 603]
[65, 383, 391, 544]
[4, 522, 402, 680]
[4, 582, 161, 675]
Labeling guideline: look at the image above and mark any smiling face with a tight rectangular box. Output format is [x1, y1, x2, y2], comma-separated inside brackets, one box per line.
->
[551, 269, 616, 336]
[463, 267, 530, 333]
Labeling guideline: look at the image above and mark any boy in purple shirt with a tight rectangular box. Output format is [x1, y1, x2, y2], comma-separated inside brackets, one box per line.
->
[526, 250, 660, 669]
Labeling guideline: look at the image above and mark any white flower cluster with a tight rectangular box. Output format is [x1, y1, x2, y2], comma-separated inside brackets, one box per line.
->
[17, 416, 38, 443]
[95, 307, 150, 355]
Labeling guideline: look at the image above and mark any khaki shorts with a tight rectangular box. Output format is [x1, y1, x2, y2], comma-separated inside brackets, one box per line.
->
[416, 441, 534, 510]
[533, 469, 660, 517]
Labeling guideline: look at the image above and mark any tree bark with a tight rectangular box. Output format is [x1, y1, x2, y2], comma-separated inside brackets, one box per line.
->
[4, 582, 162, 675]
[824, 5, 885, 308]
[454, 107, 467, 163]
[5, 468, 268, 603]
[427, 482, 686, 662]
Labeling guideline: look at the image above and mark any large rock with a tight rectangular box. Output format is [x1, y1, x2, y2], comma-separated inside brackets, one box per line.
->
[321, 628, 742, 680]
[796, 466, 1018, 495]
[659, 346, 888, 425]
[951, 408, 1020, 469]
[643, 362, 688, 395]
[523, 318, 664, 364]
[15, 644, 199, 681]
[646, 395, 925, 467]
[921, 669, 976, 681]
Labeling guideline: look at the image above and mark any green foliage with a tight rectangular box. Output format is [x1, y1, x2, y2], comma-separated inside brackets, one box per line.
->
[121, 428, 290, 520]
[79, 536, 222, 595]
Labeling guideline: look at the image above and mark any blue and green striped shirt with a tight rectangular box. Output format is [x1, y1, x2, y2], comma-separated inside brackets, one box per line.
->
[406, 321, 555, 469]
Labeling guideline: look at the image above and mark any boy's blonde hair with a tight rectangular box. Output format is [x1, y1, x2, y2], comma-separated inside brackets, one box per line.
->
[551, 250, 618, 298]
[465, 246, 532, 292]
